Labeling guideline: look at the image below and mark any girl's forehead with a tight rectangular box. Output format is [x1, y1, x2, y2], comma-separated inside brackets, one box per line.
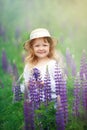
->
[34, 37, 45, 41]
[33, 37, 48, 43]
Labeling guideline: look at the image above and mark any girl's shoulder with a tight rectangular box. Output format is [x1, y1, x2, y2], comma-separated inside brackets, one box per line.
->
[47, 59, 57, 70]
[47, 59, 56, 65]
[24, 63, 29, 70]
[24, 63, 31, 72]
[47, 59, 61, 68]
[47, 59, 63, 72]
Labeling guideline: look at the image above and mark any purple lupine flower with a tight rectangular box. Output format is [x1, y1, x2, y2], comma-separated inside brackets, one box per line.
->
[24, 86, 35, 130]
[24, 100, 35, 130]
[0, 23, 6, 41]
[81, 75, 87, 112]
[33, 68, 40, 81]
[65, 48, 77, 77]
[32, 82, 41, 109]
[44, 67, 52, 105]
[12, 81, 22, 102]
[35, 77, 44, 103]
[7, 62, 13, 75]
[1, 49, 8, 72]
[54, 62, 68, 124]
[71, 55, 77, 77]
[23, 68, 43, 130]
[12, 61, 19, 80]
[64, 48, 72, 77]
[29, 78, 40, 109]
[79, 50, 87, 115]
[80, 50, 87, 80]
[65, 48, 72, 68]
[72, 73, 81, 117]
[56, 95, 65, 130]
[29, 77, 35, 102]
[24, 84, 30, 100]
[29, 68, 43, 109]
[29, 79, 43, 109]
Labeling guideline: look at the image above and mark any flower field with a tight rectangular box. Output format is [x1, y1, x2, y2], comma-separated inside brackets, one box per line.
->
[0, 0, 87, 130]
[0, 35, 87, 130]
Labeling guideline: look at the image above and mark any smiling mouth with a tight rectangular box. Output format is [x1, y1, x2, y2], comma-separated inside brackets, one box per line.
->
[38, 51, 45, 53]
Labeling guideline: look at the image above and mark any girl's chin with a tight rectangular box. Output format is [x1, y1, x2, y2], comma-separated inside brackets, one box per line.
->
[36, 55, 48, 58]
[37, 56, 48, 59]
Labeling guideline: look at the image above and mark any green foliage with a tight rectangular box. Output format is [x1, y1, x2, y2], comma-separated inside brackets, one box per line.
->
[0, 58, 24, 130]
[34, 101, 56, 130]
[66, 116, 87, 130]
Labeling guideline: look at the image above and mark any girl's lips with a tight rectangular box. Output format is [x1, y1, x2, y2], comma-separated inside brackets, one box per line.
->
[38, 51, 45, 53]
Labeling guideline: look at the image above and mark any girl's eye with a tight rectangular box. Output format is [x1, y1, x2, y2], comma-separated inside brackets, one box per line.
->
[34, 45, 39, 47]
[43, 44, 48, 46]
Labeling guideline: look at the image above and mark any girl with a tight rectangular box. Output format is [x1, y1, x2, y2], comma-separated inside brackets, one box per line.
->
[23, 28, 63, 99]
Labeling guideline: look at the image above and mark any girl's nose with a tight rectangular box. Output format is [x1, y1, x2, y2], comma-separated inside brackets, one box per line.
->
[39, 46, 43, 50]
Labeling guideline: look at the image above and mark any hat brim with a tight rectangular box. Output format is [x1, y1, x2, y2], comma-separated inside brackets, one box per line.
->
[23, 37, 58, 51]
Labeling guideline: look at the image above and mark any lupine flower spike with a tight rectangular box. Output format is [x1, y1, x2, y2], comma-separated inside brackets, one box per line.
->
[1, 49, 8, 72]
[12, 81, 22, 102]
[72, 72, 81, 117]
[12, 61, 19, 80]
[81, 74, 87, 113]
[56, 95, 65, 130]
[80, 50, 87, 80]
[54, 62, 68, 124]
[44, 66, 52, 105]
[29, 68, 43, 109]
[24, 100, 35, 130]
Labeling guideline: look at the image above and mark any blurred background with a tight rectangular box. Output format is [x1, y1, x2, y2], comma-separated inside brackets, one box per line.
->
[0, 1, 87, 129]
[0, 0, 87, 68]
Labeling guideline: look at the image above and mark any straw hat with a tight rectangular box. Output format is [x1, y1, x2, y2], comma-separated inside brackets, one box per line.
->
[24, 28, 57, 51]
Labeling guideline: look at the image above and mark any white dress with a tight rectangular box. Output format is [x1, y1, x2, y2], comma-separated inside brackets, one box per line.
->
[22, 59, 61, 99]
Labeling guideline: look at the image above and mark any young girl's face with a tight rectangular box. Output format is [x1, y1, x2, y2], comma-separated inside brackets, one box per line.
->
[32, 37, 50, 59]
